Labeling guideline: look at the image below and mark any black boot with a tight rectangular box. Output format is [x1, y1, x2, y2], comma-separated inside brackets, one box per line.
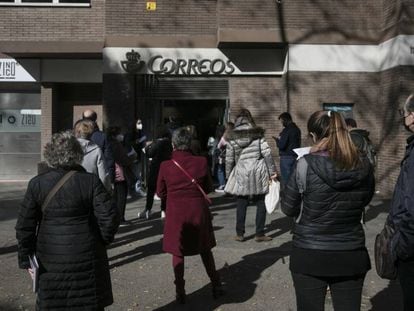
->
[211, 275, 225, 299]
[174, 279, 186, 304]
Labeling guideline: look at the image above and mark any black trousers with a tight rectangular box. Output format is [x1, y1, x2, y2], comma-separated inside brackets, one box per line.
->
[236, 195, 266, 236]
[398, 259, 414, 311]
[113, 181, 127, 222]
[145, 182, 166, 212]
[291, 272, 366, 311]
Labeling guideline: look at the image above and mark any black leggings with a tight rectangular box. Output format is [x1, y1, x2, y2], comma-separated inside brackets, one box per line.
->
[292, 273, 366, 311]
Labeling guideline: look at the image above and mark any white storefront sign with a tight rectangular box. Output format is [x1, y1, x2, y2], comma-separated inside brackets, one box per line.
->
[104, 48, 286, 76]
[0, 59, 38, 82]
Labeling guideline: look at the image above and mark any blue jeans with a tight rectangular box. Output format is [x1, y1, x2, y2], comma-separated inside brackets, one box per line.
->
[280, 156, 297, 184]
[217, 163, 225, 187]
[236, 195, 266, 236]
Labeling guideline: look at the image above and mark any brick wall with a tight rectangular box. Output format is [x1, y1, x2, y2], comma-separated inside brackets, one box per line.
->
[0, 0, 104, 41]
[106, 0, 217, 35]
[219, 0, 382, 44]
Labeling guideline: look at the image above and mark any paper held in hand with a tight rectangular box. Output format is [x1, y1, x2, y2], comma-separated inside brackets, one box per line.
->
[28, 254, 39, 293]
[293, 147, 311, 159]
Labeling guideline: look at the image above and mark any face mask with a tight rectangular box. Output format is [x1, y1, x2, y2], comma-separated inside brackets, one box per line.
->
[136, 124, 143, 130]
[116, 134, 124, 142]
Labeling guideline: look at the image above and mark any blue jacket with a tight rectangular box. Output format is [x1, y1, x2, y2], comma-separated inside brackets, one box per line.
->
[275, 122, 301, 157]
[389, 135, 414, 261]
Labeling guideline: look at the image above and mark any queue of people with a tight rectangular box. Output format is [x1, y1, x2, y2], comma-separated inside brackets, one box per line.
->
[14, 97, 414, 310]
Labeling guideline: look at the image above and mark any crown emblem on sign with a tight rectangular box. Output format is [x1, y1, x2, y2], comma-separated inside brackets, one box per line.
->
[121, 49, 145, 73]
[126, 50, 140, 62]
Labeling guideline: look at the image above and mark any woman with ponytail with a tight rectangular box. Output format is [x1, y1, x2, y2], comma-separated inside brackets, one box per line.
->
[281, 110, 375, 311]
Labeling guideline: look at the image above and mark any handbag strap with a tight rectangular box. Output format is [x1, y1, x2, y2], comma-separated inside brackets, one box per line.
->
[171, 159, 212, 205]
[42, 171, 76, 213]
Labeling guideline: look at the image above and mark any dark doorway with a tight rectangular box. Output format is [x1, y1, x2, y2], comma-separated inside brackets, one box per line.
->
[161, 99, 227, 154]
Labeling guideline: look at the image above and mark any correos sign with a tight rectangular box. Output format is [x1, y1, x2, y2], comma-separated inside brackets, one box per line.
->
[147, 55, 235, 75]
[104, 48, 284, 76]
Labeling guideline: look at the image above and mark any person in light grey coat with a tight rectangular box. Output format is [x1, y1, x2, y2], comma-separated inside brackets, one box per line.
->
[225, 108, 277, 242]
[74, 119, 111, 191]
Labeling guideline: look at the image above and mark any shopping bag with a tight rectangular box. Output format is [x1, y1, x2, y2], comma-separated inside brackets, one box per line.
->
[265, 179, 281, 214]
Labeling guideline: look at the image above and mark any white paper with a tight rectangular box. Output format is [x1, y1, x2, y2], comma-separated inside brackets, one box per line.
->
[28, 254, 39, 293]
[293, 147, 311, 159]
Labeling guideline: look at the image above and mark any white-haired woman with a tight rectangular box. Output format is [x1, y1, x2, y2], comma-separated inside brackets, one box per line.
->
[15, 131, 119, 310]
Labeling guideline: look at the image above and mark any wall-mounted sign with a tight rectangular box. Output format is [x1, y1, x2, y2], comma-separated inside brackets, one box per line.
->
[104, 48, 286, 76]
[0, 109, 41, 132]
[146, 1, 156, 10]
[0, 59, 38, 82]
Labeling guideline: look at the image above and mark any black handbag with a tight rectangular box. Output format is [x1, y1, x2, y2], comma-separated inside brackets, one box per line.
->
[374, 223, 397, 280]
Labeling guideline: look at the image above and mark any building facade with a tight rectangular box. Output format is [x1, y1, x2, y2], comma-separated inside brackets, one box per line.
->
[0, 0, 413, 195]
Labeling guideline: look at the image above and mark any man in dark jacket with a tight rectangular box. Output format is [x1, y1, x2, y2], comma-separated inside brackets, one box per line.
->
[388, 94, 414, 311]
[82, 109, 115, 183]
[274, 112, 301, 184]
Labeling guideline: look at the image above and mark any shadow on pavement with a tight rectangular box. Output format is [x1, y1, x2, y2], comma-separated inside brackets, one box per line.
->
[369, 279, 403, 311]
[153, 241, 292, 311]
[365, 199, 391, 223]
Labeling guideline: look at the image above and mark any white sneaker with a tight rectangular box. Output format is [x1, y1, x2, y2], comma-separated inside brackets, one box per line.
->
[138, 209, 151, 219]
[154, 194, 161, 201]
[161, 211, 166, 219]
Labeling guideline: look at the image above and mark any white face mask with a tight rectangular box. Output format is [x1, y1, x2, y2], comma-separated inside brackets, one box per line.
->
[136, 123, 143, 130]
[116, 134, 124, 142]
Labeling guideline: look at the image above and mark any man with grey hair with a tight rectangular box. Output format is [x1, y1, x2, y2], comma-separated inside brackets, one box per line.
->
[388, 93, 414, 311]
[82, 109, 115, 184]
[74, 119, 111, 191]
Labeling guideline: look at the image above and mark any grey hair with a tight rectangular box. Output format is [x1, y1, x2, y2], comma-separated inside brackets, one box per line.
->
[43, 131, 84, 168]
[172, 127, 192, 151]
[404, 94, 414, 113]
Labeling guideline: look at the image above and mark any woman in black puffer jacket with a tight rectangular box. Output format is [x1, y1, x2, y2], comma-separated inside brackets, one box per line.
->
[281, 111, 375, 311]
[16, 131, 119, 311]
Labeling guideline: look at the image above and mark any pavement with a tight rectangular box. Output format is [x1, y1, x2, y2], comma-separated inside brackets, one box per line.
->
[0, 182, 404, 311]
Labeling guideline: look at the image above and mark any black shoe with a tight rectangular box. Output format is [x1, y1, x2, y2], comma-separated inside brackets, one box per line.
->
[176, 293, 186, 304]
[212, 283, 225, 299]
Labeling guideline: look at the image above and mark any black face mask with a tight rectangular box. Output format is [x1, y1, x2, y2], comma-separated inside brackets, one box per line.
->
[282, 120, 288, 127]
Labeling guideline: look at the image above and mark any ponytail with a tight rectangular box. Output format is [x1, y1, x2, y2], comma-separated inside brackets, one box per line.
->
[308, 111, 360, 170]
[327, 112, 360, 170]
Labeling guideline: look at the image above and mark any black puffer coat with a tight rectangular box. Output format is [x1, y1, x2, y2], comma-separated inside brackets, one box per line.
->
[282, 152, 375, 250]
[16, 167, 119, 310]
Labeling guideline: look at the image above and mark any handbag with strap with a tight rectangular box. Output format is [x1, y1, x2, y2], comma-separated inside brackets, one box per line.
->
[374, 222, 397, 280]
[171, 159, 212, 205]
[41, 171, 77, 212]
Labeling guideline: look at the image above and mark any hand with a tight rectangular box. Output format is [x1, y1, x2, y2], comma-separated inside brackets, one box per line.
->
[28, 268, 35, 280]
[270, 173, 278, 180]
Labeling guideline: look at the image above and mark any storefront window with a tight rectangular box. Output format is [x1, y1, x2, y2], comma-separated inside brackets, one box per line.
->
[0, 93, 41, 180]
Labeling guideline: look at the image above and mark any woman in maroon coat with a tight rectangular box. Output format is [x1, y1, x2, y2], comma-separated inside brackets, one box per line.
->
[157, 127, 223, 304]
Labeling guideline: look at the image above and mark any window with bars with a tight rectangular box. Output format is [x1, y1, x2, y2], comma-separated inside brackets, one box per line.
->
[0, 0, 90, 6]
